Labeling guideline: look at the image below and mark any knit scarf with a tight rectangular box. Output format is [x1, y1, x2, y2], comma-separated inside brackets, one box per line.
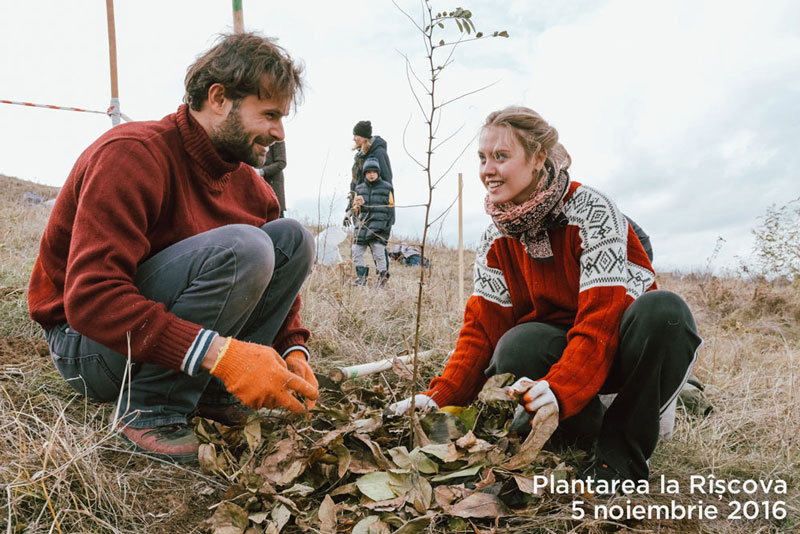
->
[484, 161, 570, 261]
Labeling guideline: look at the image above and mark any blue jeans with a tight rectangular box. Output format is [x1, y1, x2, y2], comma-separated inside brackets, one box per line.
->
[402, 255, 430, 269]
[45, 219, 314, 428]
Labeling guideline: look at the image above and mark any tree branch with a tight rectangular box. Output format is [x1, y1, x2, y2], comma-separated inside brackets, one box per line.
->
[427, 192, 459, 227]
[433, 123, 465, 152]
[434, 131, 479, 188]
[391, 0, 424, 33]
[438, 80, 499, 110]
[401, 115, 427, 170]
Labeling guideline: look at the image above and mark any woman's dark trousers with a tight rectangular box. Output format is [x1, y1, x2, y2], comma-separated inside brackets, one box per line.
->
[486, 290, 701, 480]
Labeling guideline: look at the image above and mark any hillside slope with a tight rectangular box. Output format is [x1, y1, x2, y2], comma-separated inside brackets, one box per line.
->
[0, 173, 798, 534]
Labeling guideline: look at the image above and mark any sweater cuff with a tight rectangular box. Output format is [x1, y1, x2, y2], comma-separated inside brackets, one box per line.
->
[274, 333, 307, 357]
[423, 386, 452, 408]
[181, 329, 218, 376]
[149, 317, 202, 371]
[282, 345, 309, 360]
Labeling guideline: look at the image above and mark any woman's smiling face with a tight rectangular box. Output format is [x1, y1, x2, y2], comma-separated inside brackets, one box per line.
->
[478, 125, 546, 205]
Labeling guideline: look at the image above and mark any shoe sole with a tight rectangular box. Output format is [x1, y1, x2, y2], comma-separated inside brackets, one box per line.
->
[117, 432, 199, 465]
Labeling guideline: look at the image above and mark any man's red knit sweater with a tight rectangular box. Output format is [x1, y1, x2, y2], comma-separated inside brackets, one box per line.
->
[28, 105, 309, 371]
[425, 182, 657, 419]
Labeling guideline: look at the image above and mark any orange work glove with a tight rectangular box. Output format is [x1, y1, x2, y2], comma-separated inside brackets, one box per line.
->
[210, 339, 319, 413]
[285, 350, 319, 410]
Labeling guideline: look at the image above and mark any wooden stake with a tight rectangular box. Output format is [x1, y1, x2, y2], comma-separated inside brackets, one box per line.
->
[458, 172, 464, 311]
[105, 0, 121, 126]
[232, 0, 244, 33]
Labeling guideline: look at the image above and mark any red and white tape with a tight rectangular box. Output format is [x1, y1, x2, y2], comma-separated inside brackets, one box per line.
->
[1, 99, 132, 122]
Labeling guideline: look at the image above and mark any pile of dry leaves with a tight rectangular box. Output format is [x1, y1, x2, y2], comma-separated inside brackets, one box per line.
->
[197, 374, 579, 534]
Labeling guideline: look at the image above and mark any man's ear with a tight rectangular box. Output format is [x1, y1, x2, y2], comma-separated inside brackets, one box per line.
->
[206, 83, 230, 115]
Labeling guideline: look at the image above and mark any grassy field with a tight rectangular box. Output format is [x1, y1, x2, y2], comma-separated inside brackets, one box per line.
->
[0, 173, 798, 533]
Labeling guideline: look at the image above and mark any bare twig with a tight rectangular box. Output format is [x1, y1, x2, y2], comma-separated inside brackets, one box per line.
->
[438, 80, 500, 110]
[434, 131, 480, 187]
[401, 114, 427, 170]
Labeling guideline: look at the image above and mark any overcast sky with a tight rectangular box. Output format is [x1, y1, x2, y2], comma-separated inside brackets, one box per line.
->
[1, 0, 798, 273]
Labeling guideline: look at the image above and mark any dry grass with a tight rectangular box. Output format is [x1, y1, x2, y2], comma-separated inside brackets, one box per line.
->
[0, 173, 798, 533]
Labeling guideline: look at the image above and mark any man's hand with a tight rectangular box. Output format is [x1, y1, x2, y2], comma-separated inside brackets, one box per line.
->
[508, 377, 559, 420]
[353, 195, 364, 208]
[208, 338, 319, 413]
[384, 394, 439, 417]
[285, 350, 319, 410]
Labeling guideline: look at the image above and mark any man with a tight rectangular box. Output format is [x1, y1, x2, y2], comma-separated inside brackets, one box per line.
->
[28, 33, 319, 464]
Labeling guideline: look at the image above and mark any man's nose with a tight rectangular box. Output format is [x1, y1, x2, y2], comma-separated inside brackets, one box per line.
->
[270, 120, 285, 142]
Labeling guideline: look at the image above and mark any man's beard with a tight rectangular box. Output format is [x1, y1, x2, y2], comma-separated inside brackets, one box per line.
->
[210, 106, 269, 167]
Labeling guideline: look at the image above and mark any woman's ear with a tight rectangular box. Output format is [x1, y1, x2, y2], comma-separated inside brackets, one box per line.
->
[534, 150, 547, 170]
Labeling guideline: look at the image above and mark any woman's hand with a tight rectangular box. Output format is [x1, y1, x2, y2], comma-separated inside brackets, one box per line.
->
[508, 377, 559, 418]
[353, 195, 364, 208]
[384, 394, 439, 417]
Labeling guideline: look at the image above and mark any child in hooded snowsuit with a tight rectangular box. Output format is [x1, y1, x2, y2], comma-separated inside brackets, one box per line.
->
[350, 157, 395, 287]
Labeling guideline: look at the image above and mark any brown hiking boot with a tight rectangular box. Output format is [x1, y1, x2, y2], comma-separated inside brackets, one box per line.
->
[197, 402, 253, 426]
[118, 423, 199, 464]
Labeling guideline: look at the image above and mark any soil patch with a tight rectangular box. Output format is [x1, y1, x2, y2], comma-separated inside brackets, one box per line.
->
[0, 336, 49, 365]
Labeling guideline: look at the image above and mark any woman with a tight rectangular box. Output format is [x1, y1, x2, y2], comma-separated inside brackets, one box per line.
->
[348, 120, 394, 272]
[350, 119, 393, 188]
[387, 106, 701, 484]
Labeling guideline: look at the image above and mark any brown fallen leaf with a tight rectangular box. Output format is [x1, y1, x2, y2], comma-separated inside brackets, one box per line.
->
[456, 431, 477, 449]
[412, 412, 432, 448]
[433, 485, 462, 509]
[391, 356, 414, 380]
[277, 460, 306, 486]
[348, 448, 381, 474]
[394, 515, 434, 534]
[477, 373, 516, 403]
[473, 468, 496, 491]
[354, 434, 395, 469]
[318, 494, 337, 534]
[255, 439, 297, 483]
[368, 520, 392, 534]
[450, 492, 510, 518]
[362, 495, 406, 511]
[312, 416, 382, 449]
[326, 442, 350, 479]
[513, 475, 539, 495]
[500, 403, 558, 471]
[205, 502, 249, 534]
[198, 443, 227, 474]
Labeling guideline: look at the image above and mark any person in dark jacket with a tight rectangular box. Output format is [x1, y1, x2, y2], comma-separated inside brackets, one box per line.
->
[351, 120, 393, 187]
[349, 120, 394, 273]
[351, 157, 394, 287]
[258, 140, 287, 217]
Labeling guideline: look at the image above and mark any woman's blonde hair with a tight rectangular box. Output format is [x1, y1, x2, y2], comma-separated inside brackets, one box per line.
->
[483, 106, 571, 171]
[352, 138, 372, 153]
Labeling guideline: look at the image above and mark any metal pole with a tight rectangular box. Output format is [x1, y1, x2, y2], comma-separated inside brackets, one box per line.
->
[458, 172, 464, 310]
[105, 0, 121, 126]
[232, 0, 244, 33]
